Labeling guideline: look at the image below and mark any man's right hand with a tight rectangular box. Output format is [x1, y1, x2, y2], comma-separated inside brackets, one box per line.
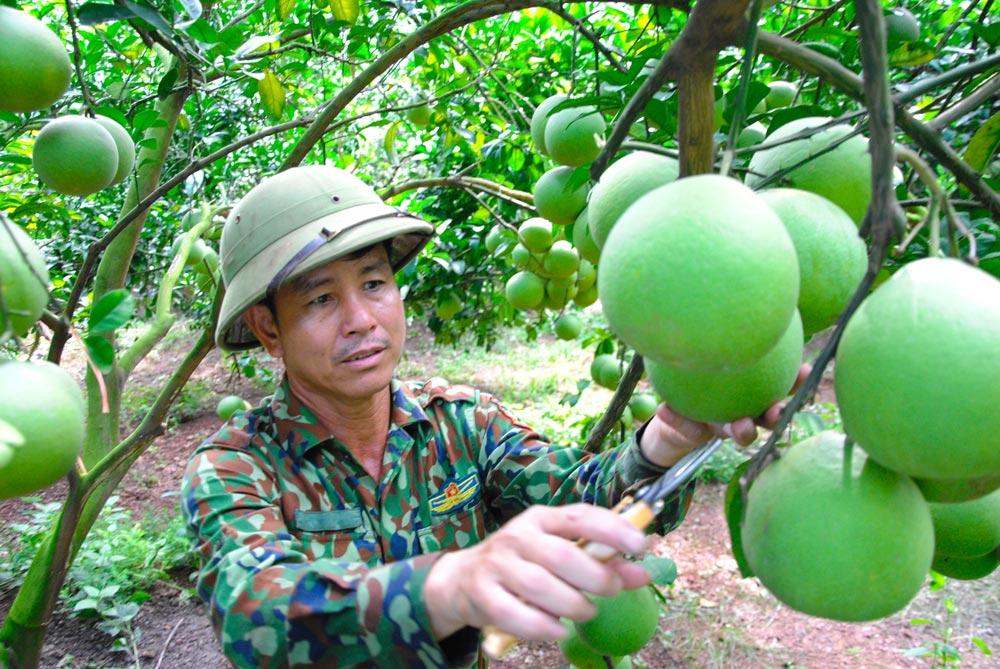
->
[423, 503, 651, 641]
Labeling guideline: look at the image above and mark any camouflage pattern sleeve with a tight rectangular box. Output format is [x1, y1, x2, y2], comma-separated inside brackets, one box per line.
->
[467, 392, 695, 534]
[181, 443, 478, 669]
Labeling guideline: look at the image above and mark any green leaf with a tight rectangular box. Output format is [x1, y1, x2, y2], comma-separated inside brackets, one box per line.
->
[971, 23, 1000, 48]
[963, 110, 1000, 175]
[84, 336, 115, 374]
[182, 18, 219, 43]
[971, 636, 993, 656]
[73, 598, 100, 612]
[277, 0, 297, 20]
[328, 0, 360, 23]
[384, 121, 399, 162]
[0, 155, 32, 166]
[157, 63, 179, 100]
[258, 69, 286, 119]
[639, 555, 677, 586]
[77, 2, 135, 25]
[724, 460, 754, 578]
[89, 289, 135, 334]
[122, 0, 173, 35]
[889, 41, 935, 68]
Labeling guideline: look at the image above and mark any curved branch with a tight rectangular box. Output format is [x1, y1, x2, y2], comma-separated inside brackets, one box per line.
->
[929, 74, 1000, 129]
[584, 356, 644, 454]
[546, 5, 628, 74]
[381, 176, 534, 209]
[757, 31, 1000, 219]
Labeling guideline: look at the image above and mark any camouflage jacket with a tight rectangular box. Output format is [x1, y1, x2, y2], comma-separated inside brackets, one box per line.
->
[181, 377, 695, 669]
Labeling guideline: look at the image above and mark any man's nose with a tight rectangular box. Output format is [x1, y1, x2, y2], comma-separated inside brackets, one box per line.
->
[342, 291, 378, 335]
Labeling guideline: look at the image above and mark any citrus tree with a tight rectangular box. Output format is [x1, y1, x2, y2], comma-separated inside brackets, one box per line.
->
[1, 0, 998, 667]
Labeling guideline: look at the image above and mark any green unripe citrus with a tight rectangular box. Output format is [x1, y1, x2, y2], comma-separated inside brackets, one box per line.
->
[518, 217, 555, 254]
[550, 272, 577, 289]
[591, 354, 622, 390]
[599, 175, 799, 371]
[736, 122, 766, 150]
[511, 243, 531, 269]
[181, 209, 203, 231]
[554, 313, 584, 340]
[747, 117, 871, 224]
[835, 258, 1000, 479]
[406, 102, 432, 126]
[759, 189, 866, 336]
[544, 105, 607, 167]
[216, 394, 252, 421]
[803, 41, 841, 60]
[534, 166, 588, 227]
[572, 207, 601, 264]
[543, 240, 580, 278]
[765, 81, 796, 109]
[647, 311, 803, 423]
[559, 625, 624, 669]
[588, 151, 679, 249]
[544, 280, 577, 310]
[574, 284, 598, 307]
[194, 248, 219, 277]
[916, 475, 1000, 504]
[929, 489, 1000, 559]
[628, 393, 658, 423]
[0, 7, 72, 113]
[32, 116, 119, 196]
[575, 586, 659, 656]
[931, 551, 999, 581]
[0, 361, 85, 500]
[505, 271, 545, 310]
[435, 293, 462, 320]
[885, 8, 920, 49]
[485, 224, 516, 254]
[530, 94, 567, 156]
[0, 216, 50, 337]
[94, 115, 135, 186]
[576, 259, 596, 292]
[743, 431, 934, 622]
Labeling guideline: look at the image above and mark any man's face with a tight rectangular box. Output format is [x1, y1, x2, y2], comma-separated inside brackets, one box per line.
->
[247, 244, 405, 406]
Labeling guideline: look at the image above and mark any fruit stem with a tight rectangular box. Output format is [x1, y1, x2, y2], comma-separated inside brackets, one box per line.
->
[842, 437, 854, 488]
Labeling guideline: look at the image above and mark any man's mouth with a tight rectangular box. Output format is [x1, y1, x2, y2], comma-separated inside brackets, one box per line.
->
[341, 346, 385, 363]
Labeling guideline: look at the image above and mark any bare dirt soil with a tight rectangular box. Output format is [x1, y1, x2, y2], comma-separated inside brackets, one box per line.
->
[1, 326, 997, 668]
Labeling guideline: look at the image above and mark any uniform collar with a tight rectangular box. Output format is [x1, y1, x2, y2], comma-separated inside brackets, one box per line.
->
[270, 376, 431, 461]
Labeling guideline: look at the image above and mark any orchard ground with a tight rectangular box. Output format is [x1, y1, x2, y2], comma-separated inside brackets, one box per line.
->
[1, 318, 996, 669]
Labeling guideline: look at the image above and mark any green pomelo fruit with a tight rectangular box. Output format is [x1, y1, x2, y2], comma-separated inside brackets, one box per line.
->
[550, 272, 577, 289]
[181, 209, 202, 231]
[505, 271, 545, 310]
[803, 41, 840, 60]
[628, 393, 658, 423]
[94, 115, 135, 186]
[518, 217, 555, 254]
[574, 284, 598, 307]
[554, 313, 584, 340]
[885, 8, 920, 48]
[559, 625, 622, 669]
[577, 259, 596, 291]
[742, 431, 934, 622]
[591, 354, 623, 390]
[544, 280, 577, 310]
[543, 240, 580, 278]
[575, 586, 659, 656]
[572, 207, 601, 264]
[0, 217, 50, 337]
[617, 406, 634, 430]
[435, 293, 462, 320]
[929, 489, 1000, 558]
[530, 93, 567, 156]
[216, 394, 251, 421]
[0, 361, 85, 500]
[406, 102, 431, 126]
[534, 166, 588, 227]
[588, 151, 679, 249]
[187, 238, 211, 267]
[32, 116, 118, 196]
[736, 122, 767, 150]
[931, 551, 999, 581]
[916, 475, 1000, 504]
[599, 174, 799, 371]
[765, 81, 796, 110]
[545, 105, 607, 167]
[485, 224, 516, 254]
[746, 117, 871, 225]
[647, 311, 803, 423]
[835, 258, 1000, 479]
[194, 248, 219, 277]
[759, 189, 866, 336]
[0, 7, 72, 113]
[511, 243, 531, 269]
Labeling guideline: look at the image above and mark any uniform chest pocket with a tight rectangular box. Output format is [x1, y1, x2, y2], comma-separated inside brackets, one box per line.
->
[291, 509, 369, 562]
[417, 502, 487, 554]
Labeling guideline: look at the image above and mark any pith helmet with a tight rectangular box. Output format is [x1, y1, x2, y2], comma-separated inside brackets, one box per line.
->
[216, 165, 433, 351]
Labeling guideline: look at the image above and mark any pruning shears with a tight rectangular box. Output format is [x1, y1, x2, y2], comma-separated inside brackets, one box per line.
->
[480, 437, 725, 659]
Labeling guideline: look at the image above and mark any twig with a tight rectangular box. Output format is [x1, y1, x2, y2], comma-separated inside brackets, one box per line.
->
[64, 0, 98, 113]
[382, 176, 534, 209]
[934, 0, 980, 52]
[584, 356, 645, 454]
[895, 53, 1000, 105]
[721, 0, 764, 178]
[784, 0, 848, 40]
[929, 74, 1000, 129]
[219, 0, 267, 31]
[547, 5, 628, 74]
[152, 619, 184, 669]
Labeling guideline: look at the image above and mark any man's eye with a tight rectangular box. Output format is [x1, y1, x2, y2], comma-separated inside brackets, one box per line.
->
[364, 280, 385, 290]
[311, 294, 333, 305]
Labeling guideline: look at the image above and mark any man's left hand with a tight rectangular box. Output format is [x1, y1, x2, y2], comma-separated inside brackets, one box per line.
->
[639, 363, 811, 468]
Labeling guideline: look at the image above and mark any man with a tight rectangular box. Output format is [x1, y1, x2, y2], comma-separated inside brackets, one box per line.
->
[181, 165, 783, 669]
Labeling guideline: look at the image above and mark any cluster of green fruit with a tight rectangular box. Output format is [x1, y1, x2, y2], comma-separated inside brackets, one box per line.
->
[170, 208, 222, 294]
[0, 7, 136, 196]
[559, 584, 660, 669]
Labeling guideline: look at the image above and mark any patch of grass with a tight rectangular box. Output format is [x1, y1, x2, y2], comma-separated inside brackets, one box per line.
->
[121, 377, 213, 429]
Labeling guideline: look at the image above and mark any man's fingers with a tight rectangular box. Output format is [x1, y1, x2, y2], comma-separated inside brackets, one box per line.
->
[536, 504, 648, 555]
[655, 404, 714, 445]
[522, 535, 624, 598]
[791, 363, 812, 394]
[477, 584, 567, 640]
[501, 557, 598, 622]
[607, 556, 652, 590]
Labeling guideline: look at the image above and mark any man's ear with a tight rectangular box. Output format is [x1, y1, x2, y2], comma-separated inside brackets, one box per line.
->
[243, 305, 284, 358]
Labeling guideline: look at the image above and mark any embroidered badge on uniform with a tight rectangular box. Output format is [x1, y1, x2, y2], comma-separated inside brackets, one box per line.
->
[429, 472, 481, 516]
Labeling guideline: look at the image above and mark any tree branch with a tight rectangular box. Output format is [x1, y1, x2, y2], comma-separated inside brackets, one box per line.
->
[546, 5, 628, 74]
[929, 74, 1000, 129]
[381, 176, 534, 209]
[584, 356, 644, 453]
